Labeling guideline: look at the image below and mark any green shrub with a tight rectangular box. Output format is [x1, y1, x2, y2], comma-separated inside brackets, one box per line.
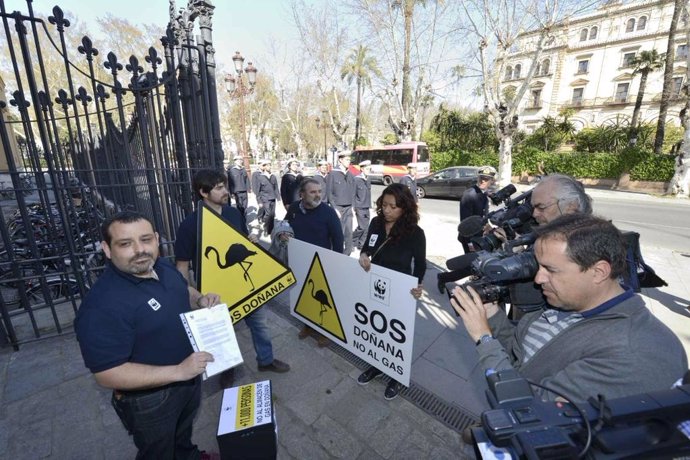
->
[433, 146, 676, 182]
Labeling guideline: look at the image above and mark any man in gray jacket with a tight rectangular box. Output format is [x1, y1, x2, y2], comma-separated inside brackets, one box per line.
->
[451, 213, 687, 402]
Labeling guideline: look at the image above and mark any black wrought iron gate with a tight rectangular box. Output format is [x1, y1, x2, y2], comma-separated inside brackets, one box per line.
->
[0, 0, 224, 348]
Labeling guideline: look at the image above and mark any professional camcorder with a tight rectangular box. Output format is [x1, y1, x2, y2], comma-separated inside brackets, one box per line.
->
[471, 369, 690, 459]
[460, 234, 540, 304]
[470, 186, 535, 251]
[449, 185, 541, 305]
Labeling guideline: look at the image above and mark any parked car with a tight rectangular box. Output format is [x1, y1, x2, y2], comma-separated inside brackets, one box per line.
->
[416, 166, 480, 199]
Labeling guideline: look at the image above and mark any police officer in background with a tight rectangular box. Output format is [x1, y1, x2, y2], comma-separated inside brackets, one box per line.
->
[253, 159, 280, 235]
[227, 155, 251, 217]
[399, 163, 418, 202]
[280, 158, 303, 211]
[326, 151, 356, 255]
[352, 160, 372, 250]
[312, 159, 329, 203]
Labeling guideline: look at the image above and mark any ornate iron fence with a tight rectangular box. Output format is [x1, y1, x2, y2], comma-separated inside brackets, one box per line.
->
[0, 0, 223, 348]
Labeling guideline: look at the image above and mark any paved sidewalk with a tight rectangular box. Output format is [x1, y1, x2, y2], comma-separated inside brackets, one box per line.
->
[1, 185, 689, 459]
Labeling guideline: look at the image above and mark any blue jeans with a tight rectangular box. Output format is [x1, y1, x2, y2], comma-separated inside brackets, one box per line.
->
[111, 379, 201, 460]
[244, 305, 274, 366]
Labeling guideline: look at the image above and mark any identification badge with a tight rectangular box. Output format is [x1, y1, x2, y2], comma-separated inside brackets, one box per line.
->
[368, 234, 378, 247]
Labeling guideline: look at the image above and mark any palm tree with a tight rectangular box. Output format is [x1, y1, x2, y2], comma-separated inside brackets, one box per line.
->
[629, 50, 665, 144]
[341, 45, 381, 142]
[654, 0, 684, 153]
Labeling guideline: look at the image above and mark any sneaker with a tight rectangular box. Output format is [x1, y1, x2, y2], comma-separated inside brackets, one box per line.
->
[384, 380, 403, 400]
[219, 368, 235, 389]
[258, 359, 290, 373]
[357, 367, 382, 385]
[200, 451, 221, 460]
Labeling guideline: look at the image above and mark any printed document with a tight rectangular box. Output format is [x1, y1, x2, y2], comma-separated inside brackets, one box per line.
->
[180, 303, 243, 379]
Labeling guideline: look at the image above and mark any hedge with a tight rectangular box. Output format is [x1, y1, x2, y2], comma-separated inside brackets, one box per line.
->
[431, 147, 676, 182]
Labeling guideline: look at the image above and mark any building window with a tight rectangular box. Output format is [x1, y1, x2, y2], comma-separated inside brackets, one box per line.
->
[541, 59, 550, 75]
[580, 28, 588, 41]
[622, 52, 636, 67]
[531, 89, 542, 107]
[589, 26, 598, 40]
[615, 83, 630, 103]
[514, 64, 522, 79]
[626, 18, 636, 32]
[572, 87, 584, 105]
[505, 65, 513, 80]
[577, 59, 589, 74]
[637, 16, 647, 31]
[677, 44, 688, 61]
[672, 76, 684, 97]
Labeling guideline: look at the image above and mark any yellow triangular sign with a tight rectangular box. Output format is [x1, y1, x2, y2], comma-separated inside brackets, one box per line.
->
[198, 204, 295, 324]
[294, 252, 346, 342]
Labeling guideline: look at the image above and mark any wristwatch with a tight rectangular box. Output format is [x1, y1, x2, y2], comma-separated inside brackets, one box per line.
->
[476, 334, 494, 346]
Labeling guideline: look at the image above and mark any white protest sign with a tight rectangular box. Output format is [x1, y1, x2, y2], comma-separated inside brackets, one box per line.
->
[289, 238, 418, 386]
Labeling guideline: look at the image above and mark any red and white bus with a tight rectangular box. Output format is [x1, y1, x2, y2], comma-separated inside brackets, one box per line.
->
[350, 141, 430, 185]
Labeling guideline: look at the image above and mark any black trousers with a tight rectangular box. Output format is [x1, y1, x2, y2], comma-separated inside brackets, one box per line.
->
[334, 204, 353, 255]
[260, 199, 276, 234]
[352, 207, 370, 250]
[234, 191, 248, 216]
[111, 380, 201, 460]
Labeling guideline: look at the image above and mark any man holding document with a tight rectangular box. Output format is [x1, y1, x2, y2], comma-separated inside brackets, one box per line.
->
[75, 211, 220, 459]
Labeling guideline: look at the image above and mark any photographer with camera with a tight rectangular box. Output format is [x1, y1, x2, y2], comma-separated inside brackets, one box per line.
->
[458, 166, 496, 253]
[451, 213, 687, 404]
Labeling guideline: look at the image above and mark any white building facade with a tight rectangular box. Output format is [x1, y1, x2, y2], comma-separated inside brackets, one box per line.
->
[504, 0, 688, 133]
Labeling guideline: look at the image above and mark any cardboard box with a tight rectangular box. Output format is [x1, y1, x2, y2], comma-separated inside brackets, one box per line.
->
[217, 380, 277, 460]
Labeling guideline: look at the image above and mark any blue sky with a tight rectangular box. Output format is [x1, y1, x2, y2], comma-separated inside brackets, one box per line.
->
[6, 0, 296, 74]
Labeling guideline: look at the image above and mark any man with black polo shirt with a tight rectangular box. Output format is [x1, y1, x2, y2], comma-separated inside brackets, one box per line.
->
[175, 169, 290, 389]
[326, 151, 355, 255]
[75, 211, 220, 459]
[227, 155, 251, 217]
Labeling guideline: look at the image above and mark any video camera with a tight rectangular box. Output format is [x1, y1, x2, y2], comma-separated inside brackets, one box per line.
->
[448, 185, 540, 305]
[472, 369, 690, 459]
[462, 234, 539, 303]
[470, 186, 535, 252]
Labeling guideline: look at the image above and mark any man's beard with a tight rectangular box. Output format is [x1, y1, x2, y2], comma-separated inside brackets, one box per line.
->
[128, 252, 155, 275]
[304, 197, 321, 208]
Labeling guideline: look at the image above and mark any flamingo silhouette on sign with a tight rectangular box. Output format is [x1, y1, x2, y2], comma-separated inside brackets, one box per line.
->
[294, 252, 346, 342]
[205, 243, 257, 289]
[308, 279, 332, 325]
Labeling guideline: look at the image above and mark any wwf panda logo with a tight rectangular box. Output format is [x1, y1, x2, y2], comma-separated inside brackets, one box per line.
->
[374, 278, 387, 296]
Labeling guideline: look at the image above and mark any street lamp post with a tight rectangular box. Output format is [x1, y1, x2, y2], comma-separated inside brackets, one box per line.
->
[224, 51, 257, 175]
[315, 110, 329, 161]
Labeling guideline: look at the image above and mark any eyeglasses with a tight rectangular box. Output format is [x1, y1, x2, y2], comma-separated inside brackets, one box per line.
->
[533, 200, 559, 212]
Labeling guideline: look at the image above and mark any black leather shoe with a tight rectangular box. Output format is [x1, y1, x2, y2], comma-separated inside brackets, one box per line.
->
[357, 367, 382, 385]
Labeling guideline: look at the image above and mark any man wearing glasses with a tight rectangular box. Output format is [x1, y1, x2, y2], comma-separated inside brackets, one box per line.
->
[530, 174, 592, 225]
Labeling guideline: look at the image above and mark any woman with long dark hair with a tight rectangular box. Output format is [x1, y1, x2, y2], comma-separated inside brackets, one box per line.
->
[356, 183, 426, 400]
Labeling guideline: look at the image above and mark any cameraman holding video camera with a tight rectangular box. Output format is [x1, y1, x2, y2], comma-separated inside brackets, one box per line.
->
[451, 213, 687, 403]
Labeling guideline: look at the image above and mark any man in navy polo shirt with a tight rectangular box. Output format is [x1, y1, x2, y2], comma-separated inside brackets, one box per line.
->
[175, 169, 290, 389]
[75, 211, 220, 459]
[451, 214, 687, 403]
